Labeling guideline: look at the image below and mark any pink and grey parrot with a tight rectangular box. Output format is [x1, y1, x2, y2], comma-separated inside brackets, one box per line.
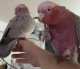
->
[0, 4, 35, 57]
[37, 1, 78, 62]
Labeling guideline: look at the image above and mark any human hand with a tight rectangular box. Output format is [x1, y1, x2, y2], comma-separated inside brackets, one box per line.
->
[12, 38, 40, 67]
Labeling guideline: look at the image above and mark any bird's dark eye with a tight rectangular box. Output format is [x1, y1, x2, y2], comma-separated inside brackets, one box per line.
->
[48, 8, 51, 11]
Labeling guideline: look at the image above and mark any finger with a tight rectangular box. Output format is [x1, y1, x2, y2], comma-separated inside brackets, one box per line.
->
[12, 49, 23, 52]
[12, 53, 32, 58]
[18, 39, 37, 50]
[12, 48, 23, 52]
[12, 42, 23, 52]
[12, 39, 27, 52]
[17, 37, 27, 40]
[16, 58, 32, 63]
[16, 58, 40, 67]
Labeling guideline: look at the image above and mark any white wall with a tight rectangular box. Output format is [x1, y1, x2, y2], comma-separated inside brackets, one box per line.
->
[0, 0, 80, 22]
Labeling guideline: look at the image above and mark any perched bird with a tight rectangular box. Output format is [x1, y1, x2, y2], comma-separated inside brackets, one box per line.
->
[0, 4, 35, 57]
[37, 1, 79, 63]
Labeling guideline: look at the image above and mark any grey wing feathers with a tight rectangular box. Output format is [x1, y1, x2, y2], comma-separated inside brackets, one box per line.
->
[0, 19, 14, 44]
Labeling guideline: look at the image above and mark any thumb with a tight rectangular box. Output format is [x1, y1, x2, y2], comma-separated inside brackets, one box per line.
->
[12, 39, 23, 52]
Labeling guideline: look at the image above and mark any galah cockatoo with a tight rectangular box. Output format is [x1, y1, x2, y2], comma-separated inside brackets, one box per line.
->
[37, 1, 78, 62]
[0, 4, 35, 57]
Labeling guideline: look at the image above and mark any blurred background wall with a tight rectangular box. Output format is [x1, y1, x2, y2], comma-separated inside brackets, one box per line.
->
[0, 0, 79, 23]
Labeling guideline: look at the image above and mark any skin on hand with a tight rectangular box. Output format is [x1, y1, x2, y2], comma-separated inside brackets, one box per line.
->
[12, 38, 40, 67]
[12, 38, 80, 69]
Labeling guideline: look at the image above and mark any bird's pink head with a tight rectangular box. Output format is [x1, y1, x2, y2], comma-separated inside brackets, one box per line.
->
[37, 1, 57, 22]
